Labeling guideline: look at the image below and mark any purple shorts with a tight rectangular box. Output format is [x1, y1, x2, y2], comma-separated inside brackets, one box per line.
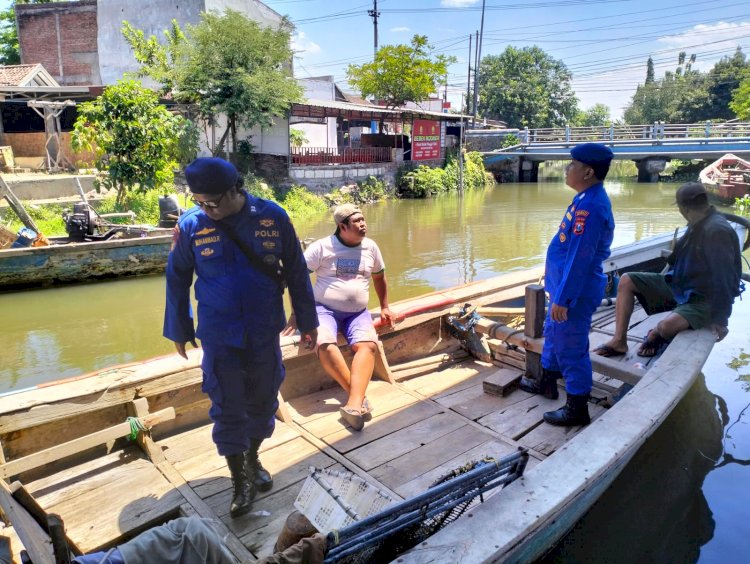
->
[315, 304, 378, 347]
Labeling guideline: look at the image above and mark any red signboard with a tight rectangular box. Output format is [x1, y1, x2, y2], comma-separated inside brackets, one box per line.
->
[412, 120, 441, 160]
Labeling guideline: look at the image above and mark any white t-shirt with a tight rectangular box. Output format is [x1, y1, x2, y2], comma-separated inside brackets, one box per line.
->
[304, 235, 385, 312]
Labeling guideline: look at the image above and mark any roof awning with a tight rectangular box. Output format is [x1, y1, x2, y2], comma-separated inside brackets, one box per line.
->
[291, 98, 469, 122]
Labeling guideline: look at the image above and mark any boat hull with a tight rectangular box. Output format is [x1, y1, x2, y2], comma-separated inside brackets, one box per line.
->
[699, 153, 750, 204]
[0, 234, 172, 291]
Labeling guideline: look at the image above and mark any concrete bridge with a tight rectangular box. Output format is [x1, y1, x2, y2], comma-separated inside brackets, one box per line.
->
[477, 121, 750, 182]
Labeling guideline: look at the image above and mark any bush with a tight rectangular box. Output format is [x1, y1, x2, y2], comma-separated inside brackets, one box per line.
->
[277, 185, 328, 220]
[397, 151, 493, 197]
[244, 172, 276, 201]
[735, 195, 750, 215]
[328, 176, 390, 206]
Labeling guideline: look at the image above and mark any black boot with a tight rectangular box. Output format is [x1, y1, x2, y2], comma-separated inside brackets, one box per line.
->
[245, 439, 273, 492]
[520, 369, 561, 399]
[543, 393, 591, 426]
[226, 453, 255, 517]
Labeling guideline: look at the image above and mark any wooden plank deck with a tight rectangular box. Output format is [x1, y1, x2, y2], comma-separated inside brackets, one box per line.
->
[9, 301, 674, 561]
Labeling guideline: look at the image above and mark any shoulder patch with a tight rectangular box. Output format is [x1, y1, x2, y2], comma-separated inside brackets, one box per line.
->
[575, 210, 589, 217]
[573, 217, 586, 235]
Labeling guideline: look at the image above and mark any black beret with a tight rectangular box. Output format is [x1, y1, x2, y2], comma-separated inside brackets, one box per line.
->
[185, 157, 239, 195]
[571, 143, 614, 166]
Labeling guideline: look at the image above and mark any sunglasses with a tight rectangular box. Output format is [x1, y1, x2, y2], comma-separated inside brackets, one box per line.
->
[192, 191, 228, 209]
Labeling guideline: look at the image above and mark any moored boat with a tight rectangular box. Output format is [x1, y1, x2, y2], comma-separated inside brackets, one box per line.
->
[699, 153, 750, 204]
[0, 222, 747, 563]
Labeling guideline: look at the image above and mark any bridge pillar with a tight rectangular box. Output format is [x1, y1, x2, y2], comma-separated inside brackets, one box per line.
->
[519, 158, 539, 182]
[635, 158, 667, 183]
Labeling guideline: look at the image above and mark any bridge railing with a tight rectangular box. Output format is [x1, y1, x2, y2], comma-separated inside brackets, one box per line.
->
[519, 122, 750, 145]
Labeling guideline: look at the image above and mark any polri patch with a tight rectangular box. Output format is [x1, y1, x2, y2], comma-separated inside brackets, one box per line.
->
[260, 218, 275, 228]
[573, 217, 586, 235]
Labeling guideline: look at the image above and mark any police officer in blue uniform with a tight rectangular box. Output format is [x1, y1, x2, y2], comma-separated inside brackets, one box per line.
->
[164, 158, 318, 517]
[521, 143, 615, 426]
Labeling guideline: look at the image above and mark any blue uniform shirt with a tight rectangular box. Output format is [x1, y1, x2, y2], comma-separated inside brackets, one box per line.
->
[545, 182, 615, 307]
[163, 191, 318, 348]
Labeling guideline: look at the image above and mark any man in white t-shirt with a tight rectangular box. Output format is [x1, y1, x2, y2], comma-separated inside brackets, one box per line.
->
[285, 203, 393, 431]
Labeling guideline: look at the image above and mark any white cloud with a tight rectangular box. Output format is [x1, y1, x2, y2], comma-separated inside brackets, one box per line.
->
[441, 0, 479, 7]
[391, 26, 411, 33]
[291, 31, 321, 58]
[573, 21, 750, 119]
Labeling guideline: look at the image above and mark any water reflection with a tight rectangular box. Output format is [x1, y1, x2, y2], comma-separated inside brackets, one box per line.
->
[541, 376, 723, 563]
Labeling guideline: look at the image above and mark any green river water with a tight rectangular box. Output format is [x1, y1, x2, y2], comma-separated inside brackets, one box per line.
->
[0, 178, 748, 561]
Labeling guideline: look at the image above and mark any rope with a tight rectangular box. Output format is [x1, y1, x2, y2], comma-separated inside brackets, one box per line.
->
[126, 416, 147, 441]
[498, 328, 525, 351]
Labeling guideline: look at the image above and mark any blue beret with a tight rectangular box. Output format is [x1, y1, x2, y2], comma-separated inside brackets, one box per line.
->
[185, 157, 239, 195]
[570, 143, 613, 166]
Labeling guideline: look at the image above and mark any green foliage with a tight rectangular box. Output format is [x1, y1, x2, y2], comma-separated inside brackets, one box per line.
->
[175, 10, 302, 156]
[625, 49, 750, 123]
[0, 7, 19, 65]
[664, 159, 704, 182]
[122, 19, 185, 96]
[96, 189, 177, 226]
[347, 35, 456, 108]
[277, 186, 328, 220]
[174, 118, 200, 167]
[730, 68, 750, 120]
[478, 46, 579, 128]
[501, 134, 521, 148]
[734, 194, 750, 216]
[328, 176, 390, 206]
[5, 202, 66, 236]
[572, 103, 611, 127]
[72, 80, 185, 205]
[243, 173, 276, 200]
[398, 152, 492, 197]
[289, 128, 308, 148]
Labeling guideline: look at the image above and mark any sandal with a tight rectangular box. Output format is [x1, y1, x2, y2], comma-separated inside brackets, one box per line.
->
[592, 344, 627, 358]
[339, 406, 365, 431]
[637, 330, 668, 358]
[361, 397, 374, 422]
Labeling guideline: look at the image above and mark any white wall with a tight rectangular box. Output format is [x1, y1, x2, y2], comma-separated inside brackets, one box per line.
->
[97, 0, 283, 85]
[294, 77, 337, 149]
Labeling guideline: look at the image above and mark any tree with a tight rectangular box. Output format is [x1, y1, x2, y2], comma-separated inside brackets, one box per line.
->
[122, 19, 185, 97]
[173, 10, 301, 158]
[730, 70, 750, 119]
[645, 56, 655, 84]
[289, 128, 308, 148]
[346, 35, 455, 109]
[477, 46, 579, 128]
[572, 103, 610, 127]
[704, 47, 750, 120]
[72, 80, 187, 205]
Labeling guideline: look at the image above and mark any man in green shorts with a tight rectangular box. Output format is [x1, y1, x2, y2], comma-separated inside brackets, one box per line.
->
[594, 182, 743, 358]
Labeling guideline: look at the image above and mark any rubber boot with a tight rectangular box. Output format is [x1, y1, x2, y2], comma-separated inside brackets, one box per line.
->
[519, 369, 561, 399]
[226, 453, 255, 517]
[543, 393, 591, 426]
[245, 439, 273, 492]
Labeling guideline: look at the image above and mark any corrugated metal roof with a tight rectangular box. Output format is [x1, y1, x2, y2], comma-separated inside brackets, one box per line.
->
[293, 98, 468, 120]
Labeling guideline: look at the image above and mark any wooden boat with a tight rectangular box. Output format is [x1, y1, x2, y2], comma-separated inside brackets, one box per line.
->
[0, 222, 747, 563]
[0, 177, 177, 292]
[699, 153, 750, 203]
[0, 229, 173, 292]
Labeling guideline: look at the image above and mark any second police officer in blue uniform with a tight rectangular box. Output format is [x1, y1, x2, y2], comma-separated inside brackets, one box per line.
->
[521, 143, 615, 426]
[164, 158, 318, 517]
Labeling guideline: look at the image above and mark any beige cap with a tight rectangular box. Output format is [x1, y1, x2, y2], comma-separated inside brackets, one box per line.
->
[333, 203, 362, 224]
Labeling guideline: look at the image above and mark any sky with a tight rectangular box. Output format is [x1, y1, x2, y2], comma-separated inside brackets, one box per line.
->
[270, 0, 750, 120]
[2, 0, 749, 120]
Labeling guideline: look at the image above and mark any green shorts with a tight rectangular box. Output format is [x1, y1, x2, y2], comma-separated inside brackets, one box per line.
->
[627, 272, 712, 330]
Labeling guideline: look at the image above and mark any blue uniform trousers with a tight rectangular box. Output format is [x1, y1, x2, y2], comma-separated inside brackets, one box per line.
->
[541, 295, 600, 396]
[202, 333, 284, 457]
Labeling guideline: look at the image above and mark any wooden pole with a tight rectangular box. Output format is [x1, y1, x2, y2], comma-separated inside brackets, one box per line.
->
[523, 284, 545, 381]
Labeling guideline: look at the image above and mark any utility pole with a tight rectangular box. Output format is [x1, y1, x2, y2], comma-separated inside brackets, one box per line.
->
[466, 34, 472, 114]
[472, 0, 486, 126]
[368, 0, 380, 60]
